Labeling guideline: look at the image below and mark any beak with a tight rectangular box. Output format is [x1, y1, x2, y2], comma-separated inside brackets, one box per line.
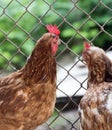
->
[56, 35, 61, 45]
[57, 39, 61, 45]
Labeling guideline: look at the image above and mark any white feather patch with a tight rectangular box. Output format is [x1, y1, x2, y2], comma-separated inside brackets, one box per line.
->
[91, 107, 99, 115]
[106, 92, 112, 113]
[17, 90, 28, 103]
[79, 106, 91, 129]
[0, 101, 3, 105]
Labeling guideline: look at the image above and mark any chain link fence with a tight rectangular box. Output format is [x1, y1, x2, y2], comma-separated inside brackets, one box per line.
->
[0, 0, 112, 130]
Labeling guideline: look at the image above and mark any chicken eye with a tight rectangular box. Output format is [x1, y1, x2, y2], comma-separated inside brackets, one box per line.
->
[52, 34, 56, 38]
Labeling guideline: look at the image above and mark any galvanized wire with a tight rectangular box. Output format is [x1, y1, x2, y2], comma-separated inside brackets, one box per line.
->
[0, 0, 112, 130]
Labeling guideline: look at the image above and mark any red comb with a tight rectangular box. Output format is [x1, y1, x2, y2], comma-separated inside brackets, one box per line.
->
[84, 42, 91, 49]
[46, 24, 60, 35]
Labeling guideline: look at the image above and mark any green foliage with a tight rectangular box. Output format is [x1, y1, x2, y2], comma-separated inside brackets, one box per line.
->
[0, 0, 112, 70]
[61, 0, 112, 52]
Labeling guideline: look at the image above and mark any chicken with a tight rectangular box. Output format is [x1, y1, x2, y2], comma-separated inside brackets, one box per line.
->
[0, 25, 60, 130]
[79, 42, 112, 130]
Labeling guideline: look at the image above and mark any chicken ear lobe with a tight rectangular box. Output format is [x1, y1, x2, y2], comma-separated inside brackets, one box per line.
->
[103, 54, 112, 82]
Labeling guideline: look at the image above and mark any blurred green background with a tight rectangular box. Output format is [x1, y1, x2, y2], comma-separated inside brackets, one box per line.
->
[0, 0, 112, 70]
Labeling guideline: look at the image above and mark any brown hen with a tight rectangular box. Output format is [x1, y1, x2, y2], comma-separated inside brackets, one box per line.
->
[79, 43, 112, 130]
[0, 25, 60, 130]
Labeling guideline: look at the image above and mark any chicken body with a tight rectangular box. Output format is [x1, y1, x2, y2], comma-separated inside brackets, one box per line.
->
[79, 44, 112, 130]
[0, 33, 60, 130]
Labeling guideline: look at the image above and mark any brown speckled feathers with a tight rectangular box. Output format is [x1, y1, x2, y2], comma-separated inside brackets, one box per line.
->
[0, 33, 59, 130]
[79, 45, 112, 130]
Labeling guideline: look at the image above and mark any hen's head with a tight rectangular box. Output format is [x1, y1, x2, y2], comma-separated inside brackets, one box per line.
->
[82, 42, 105, 65]
[82, 42, 112, 83]
[37, 25, 60, 56]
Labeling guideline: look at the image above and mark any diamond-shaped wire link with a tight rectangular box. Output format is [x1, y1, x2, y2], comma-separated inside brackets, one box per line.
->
[0, 0, 112, 130]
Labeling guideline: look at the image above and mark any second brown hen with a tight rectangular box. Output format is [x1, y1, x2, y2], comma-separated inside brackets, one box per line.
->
[0, 25, 60, 130]
[79, 43, 112, 130]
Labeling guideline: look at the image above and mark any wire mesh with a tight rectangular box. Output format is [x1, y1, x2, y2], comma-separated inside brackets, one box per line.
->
[0, 0, 112, 130]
